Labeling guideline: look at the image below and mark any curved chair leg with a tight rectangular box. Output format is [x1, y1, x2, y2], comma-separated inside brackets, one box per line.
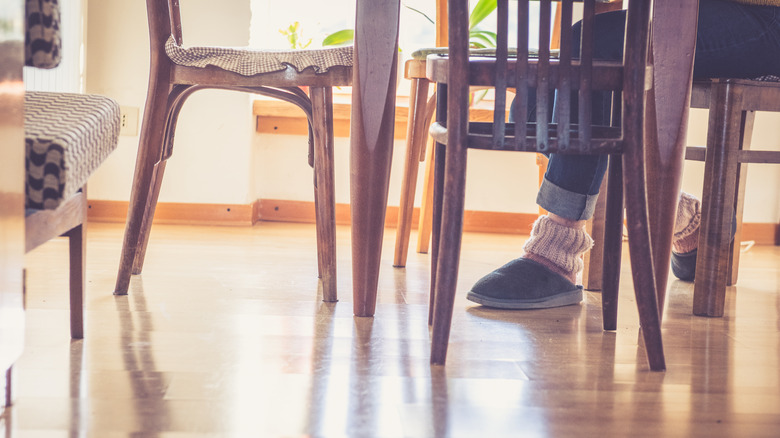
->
[622, 153, 665, 371]
[310, 86, 338, 302]
[114, 87, 171, 295]
[601, 155, 623, 331]
[394, 77, 430, 267]
[132, 160, 167, 275]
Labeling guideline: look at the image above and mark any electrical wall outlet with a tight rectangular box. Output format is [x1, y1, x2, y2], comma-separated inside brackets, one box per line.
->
[119, 106, 139, 136]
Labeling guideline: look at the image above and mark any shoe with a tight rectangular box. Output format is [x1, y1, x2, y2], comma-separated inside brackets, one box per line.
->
[671, 213, 737, 282]
[466, 258, 582, 309]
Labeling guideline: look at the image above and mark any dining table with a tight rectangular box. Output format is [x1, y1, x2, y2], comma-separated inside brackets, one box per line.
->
[348, 0, 700, 319]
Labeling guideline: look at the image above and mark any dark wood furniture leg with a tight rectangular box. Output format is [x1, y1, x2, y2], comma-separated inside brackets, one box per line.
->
[350, 0, 401, 317]
[601, 155, 624, 331]
[310, 86, 338, 302]
[114, 75, 171, 295]
[727, 109, 752, 287]
[645, 0, 699, 314]
[66, 208, 86, 339]
[25, 188, 88, 339]
[693, 81, 743, 316]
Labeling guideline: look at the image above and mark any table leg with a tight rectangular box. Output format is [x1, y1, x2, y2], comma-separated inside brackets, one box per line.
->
[645, 0, 699, 314]
[350, 0, 401, 317]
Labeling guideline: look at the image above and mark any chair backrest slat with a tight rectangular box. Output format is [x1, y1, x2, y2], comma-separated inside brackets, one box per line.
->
[493, 0, 509, 149]
[445, 0, 651, 155]
[513, 0, 530, 150]
[578, 0, 596, 150]
[535, 0, 552, 151]
[556, 0, 574, 150]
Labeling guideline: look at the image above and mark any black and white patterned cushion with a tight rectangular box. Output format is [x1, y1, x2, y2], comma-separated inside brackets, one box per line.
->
[25, 92, 120, 210]
[165, 36, 353, 76]
[25, 0, 61, 69]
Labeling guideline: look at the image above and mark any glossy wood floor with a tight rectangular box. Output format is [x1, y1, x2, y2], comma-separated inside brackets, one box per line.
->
[3, 221, 780, 437]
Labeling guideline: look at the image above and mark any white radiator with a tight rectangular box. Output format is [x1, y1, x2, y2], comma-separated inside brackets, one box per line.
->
[24, 0, 84, 93]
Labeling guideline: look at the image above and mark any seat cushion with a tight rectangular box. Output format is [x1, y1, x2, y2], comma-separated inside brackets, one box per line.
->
[165, 36, 353, 76]
[25, 92, 120, 210]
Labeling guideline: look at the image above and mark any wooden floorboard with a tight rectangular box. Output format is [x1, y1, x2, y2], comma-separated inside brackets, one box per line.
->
[6, 222, 780, 437]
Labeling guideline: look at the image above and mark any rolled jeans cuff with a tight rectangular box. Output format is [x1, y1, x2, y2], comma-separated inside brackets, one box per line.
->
[537, 177, 599, 221]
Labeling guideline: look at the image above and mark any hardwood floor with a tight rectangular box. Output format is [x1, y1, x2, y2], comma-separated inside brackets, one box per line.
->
[4, 221, 780, 437]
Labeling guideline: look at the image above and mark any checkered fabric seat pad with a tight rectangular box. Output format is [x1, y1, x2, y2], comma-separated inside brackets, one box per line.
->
[25, 92, 120, 210]
[165, 36, 353, 76]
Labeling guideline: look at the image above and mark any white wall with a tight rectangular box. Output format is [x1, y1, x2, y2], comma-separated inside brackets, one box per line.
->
[85, 0, 780, 224]
[85, 0, 253, 205]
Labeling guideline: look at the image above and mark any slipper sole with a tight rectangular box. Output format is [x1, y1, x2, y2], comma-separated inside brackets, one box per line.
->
[467, 286, 583, 309]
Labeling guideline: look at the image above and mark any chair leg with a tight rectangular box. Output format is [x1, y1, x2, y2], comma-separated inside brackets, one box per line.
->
[693, 83, 742, 317]
[582, 174, 609, 291]
[601, 155, 624, 331]
[430, 83, 469, 366]
[131, 161, 167, 275]
[416, 138, 436, 254]
[429, 84, 447, 327]
[310, 86, 337, 302]
[622, 153, 665, 371]
[114, 92, 170, 295]
[66, 222, 85, 339]
[430, 142, 467, 364]
[394, 77, 430, 267]
[727, 110, 754, 286]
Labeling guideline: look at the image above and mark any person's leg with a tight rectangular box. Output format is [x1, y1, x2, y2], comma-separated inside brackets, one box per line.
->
[467, 11, 626, 309]
[693, 0, 780, 79]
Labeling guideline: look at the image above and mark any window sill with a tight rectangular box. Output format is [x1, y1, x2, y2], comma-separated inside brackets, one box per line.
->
[252, 91, 500, 140]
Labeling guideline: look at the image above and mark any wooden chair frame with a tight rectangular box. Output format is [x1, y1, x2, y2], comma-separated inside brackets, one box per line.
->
[426, 0, 664, 370]
[114, 0, 352, 301]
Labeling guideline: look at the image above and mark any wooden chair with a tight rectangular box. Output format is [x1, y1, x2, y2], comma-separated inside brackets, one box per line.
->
[426, 0, 664, 369]
[686, 77, 780, 317]
[114, 0, 353, 301]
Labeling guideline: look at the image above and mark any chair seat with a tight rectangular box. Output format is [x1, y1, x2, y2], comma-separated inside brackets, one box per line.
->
[165, 36, 353, 76]
[25, 92, 120, 210]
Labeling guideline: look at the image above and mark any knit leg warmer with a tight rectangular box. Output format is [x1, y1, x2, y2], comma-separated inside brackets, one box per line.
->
[673, 191, 701, 254]
[522, 215, 594, 281]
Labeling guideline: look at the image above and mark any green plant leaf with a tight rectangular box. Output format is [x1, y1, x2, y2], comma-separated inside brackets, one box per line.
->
[404, 4, 436, 25]
[469, 30, 496, 48]
[469, 0, 497, 30]
[322, 29, 354, 46]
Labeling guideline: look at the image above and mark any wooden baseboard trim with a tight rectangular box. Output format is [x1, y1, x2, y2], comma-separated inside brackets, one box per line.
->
[742, 222, 780, 246]
[87, 198, 780, 244]
[87, 200, 253, 226]
[254, 199, 536, 234]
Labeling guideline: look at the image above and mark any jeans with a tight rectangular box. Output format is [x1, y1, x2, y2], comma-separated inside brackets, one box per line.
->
[536, 0, 780, 221]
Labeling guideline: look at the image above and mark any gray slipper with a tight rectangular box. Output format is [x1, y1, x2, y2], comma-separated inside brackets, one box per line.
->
[466, 258, 583, 309]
